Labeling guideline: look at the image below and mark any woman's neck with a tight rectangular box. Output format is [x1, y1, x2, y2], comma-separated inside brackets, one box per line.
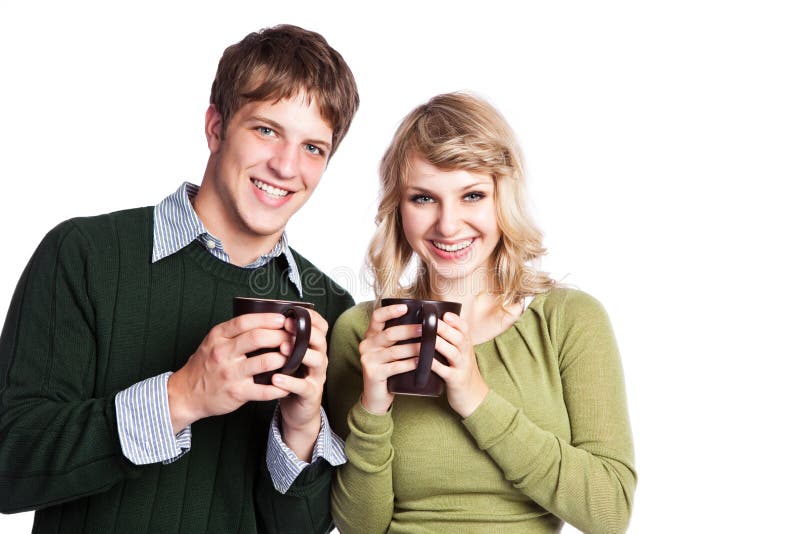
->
[429, 275, 523, 345]
[430, 275, 495, 327]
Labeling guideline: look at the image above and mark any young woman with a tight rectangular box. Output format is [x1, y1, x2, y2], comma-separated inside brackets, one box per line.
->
[328, 92, 636, 533]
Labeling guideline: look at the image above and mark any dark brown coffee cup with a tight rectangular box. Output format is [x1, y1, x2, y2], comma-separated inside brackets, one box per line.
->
[232, 297, 314, 385]
[381, 298, 462, 396]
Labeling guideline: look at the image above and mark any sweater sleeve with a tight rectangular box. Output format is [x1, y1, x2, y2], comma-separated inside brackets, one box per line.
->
[328, 304, 395, 534]
[252, 281, 356, 534]
[461, 290, 636, 534]
[0, 221, 139, 513]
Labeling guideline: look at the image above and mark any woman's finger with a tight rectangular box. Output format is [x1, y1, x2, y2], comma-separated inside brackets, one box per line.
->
[365, 304, 408, 336]
[430, 358, 453, 380]
[436, 317, 465, 349]
[434, 336, 460, 366]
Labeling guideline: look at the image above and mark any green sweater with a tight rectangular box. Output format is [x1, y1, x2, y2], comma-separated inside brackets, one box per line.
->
[0, 207, 353, 533]
[328, 289, 636, 534]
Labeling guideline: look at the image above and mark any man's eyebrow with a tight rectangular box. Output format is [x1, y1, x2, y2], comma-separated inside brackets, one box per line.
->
[306, 137, 332, 151]
[246, 115, 286, 133]
[248, 115, 332, 151]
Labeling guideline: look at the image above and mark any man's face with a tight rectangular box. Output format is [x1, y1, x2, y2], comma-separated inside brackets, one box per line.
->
[203, 94, 333, 250]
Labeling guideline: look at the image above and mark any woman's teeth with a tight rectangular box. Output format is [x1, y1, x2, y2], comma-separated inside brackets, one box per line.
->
[253, 179, 289, 197]
[433, 239, 474, 252]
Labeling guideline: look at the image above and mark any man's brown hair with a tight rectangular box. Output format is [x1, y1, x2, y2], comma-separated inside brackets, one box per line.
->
[210, 24, 359, 156]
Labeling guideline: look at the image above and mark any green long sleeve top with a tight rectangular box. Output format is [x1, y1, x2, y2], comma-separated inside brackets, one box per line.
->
[0, 207, 353, 533]
[328, 288, 636, 533]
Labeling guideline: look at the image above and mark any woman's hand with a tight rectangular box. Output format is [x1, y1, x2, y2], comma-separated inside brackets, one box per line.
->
[358, 304, 422, 414]
[431, 312, 489, 418]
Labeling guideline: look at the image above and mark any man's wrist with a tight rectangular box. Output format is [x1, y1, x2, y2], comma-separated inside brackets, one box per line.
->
[116, 372, 193, 465]
[279, 408, 322, 463]
[167, 369, 200, 433]
[266, 405, 344, 494]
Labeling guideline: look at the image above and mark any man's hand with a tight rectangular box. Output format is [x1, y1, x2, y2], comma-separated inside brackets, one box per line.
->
[272, 309, 329, 462]
[167, 312, 294, 432]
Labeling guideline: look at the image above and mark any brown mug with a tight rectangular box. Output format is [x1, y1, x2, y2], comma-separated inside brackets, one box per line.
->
[382, 298, 462, 396]
[232, 297, 314, 385]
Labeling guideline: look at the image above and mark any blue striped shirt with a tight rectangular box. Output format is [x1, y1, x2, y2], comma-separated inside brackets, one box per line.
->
[114, 182, 345, 494]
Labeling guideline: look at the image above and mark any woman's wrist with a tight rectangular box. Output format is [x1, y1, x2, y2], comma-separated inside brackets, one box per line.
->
[453, 381, 490, 418]
[360, 393, 393, 415]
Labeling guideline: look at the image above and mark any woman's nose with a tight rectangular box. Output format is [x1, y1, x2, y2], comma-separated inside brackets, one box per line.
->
[435, 203, 461, 237]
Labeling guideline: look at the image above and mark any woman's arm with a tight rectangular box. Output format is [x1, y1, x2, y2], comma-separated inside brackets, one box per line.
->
[461, 290, 636, 534]
[328, 304, 397, 534]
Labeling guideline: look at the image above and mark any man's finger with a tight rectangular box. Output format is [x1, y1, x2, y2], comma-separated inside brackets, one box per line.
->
[232, 328, 292, 356]
[219, 313, 286, 338]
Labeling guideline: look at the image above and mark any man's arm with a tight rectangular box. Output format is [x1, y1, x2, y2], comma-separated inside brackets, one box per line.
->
[0, 222, 137, 512]
[255, 287, 354, 533]
[0, 221, 304, 513]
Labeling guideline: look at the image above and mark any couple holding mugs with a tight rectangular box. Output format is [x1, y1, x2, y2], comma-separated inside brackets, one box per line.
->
[0, 23, 635, 534]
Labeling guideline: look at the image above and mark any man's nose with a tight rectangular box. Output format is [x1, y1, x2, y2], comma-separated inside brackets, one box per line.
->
[267, 142, 300, 180]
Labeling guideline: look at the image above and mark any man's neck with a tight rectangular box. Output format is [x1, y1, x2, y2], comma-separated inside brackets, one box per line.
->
[191, 183, 282, 267]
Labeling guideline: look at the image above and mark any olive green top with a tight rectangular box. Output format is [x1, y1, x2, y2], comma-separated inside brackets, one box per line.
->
[328, 288, 636, 533]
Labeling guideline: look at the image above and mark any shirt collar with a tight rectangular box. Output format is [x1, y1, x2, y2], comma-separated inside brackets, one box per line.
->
[152, 182, 303, 296]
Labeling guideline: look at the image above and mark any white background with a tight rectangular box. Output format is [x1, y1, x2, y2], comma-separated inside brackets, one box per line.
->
[1, 1, 798, 532]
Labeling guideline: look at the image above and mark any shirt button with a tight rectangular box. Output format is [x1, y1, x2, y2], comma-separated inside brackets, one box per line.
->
[206, 239, 216, 250]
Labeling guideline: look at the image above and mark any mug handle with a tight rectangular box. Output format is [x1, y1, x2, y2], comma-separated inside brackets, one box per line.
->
[280, 306, 311, 376]
[415, 303, 438, 388]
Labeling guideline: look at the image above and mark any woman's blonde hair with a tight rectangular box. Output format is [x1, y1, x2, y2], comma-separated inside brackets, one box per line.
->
[368, 92, 556, 308]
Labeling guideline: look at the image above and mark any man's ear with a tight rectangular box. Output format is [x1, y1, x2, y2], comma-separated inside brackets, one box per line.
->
[205, 104, 223, 152]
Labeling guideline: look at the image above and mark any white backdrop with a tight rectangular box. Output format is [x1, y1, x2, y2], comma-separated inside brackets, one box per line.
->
[1, 1, 798, 532]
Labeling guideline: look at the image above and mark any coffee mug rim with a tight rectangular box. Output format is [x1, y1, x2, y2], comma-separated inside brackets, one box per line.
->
[233, 297, 315, 309]
[380, 297, 460, 307]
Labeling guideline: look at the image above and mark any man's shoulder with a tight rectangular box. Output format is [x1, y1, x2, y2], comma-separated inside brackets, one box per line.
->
[287, 246, 354, 319]
[68, 206, 153, 232]
[38, 206, 153, 254]
[287, 247, 350, 296]
[67, 206, 153, 239]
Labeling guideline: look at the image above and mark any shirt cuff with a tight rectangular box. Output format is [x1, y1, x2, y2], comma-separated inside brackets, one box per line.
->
[115, 371, 192, 465]
[266, 402, 346, 494]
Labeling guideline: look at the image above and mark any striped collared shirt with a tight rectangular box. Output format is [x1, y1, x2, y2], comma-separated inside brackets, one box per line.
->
[152, 182, 303, 295]
[114, 182, 345, 494]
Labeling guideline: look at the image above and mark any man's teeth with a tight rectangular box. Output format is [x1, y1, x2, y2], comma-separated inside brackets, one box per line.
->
[253, 179, 289, 197]
[433, 239, 474, 252]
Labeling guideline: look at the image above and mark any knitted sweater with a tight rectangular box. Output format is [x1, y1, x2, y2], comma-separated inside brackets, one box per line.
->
[0, 207, 354, 533]
[328, 289, 636, 534]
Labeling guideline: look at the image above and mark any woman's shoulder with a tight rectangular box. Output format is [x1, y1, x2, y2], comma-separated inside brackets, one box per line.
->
[331, 300, 376, 337]
[530, 287, 610, 324]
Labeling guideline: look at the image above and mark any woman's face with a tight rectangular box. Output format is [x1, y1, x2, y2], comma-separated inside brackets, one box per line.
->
[400, 157, 501, 290]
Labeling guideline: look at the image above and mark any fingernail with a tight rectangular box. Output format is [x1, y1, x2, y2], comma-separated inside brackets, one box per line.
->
[396, 304, 407, 313]
[272, 375, 284, 385]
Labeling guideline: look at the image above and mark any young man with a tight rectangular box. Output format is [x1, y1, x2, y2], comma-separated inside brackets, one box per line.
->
[0, 25, 358, 533]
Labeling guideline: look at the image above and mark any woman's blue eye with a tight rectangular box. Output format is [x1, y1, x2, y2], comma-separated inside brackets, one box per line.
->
[411, 195, 434, 204]
[464, 192, 486, 202]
